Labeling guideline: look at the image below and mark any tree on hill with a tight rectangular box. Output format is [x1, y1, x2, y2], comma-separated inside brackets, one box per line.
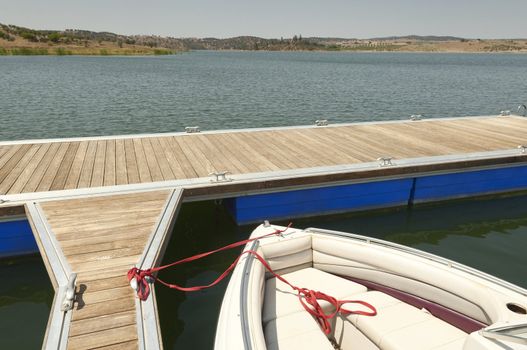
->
[48, 32, 61, 43]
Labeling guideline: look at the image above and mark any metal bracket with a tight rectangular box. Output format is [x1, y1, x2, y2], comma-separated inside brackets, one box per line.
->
[410, 114, 422, 121]
[185, 126, 200, 133]
[209, 171, 231, 182]
[377, 157, 394, 167]
[518, 145, 527, 154]
[315, 119, 328, 126]
[500, 110, 511, 116]
[263, 220, 271, 228]
[61, 273, 77, 311]
[518, 104, 527, 117]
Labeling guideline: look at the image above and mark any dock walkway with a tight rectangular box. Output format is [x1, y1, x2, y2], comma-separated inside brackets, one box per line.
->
[1, 115, 527, 349]
[1, 116, 526, 199]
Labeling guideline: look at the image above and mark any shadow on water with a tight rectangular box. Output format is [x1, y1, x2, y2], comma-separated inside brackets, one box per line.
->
[0, 255, 54, 349]
[156, 201, 253, 349]
[158, 194, 527, 349]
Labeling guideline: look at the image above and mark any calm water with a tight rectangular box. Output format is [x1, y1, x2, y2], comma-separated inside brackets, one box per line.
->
[1, 52, 527, 348]
[1, 51, 526, 141]
[0, 256, 53, 349]
[158, 195, 527, 349]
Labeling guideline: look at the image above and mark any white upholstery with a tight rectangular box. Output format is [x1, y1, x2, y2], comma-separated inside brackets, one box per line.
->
[311, 234, 509, 324]
[260, 233, 313, 275]
[332, 315, 380, 350]
[263, 267, 368, 324]
[338, 291, 467, 350]
[265, 310, 334, 350]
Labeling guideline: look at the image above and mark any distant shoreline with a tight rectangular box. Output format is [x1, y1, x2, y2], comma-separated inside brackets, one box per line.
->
[2, 47, 527, 56]
[1, 23, 526, 56]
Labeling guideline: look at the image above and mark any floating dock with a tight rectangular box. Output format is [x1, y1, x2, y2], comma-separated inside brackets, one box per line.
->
[1, 114, 527, 349]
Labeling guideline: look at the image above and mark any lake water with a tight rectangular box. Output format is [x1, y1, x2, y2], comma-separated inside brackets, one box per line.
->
[1, 51, 527, 349]
[1, 51, 526, 141]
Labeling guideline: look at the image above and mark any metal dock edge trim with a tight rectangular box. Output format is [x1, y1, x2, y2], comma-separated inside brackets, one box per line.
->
[26, 202, 74, 350]
[135, 188, 184, 350]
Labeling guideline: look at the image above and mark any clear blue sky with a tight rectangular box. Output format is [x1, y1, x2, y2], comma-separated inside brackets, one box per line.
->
[1, 0, 526, 39]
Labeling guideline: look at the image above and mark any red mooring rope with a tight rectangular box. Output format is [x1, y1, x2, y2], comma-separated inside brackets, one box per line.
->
[127, 224, 376, 334]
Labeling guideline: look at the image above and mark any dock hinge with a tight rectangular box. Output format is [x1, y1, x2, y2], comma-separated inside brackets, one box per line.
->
[185, 126, 201, 133]
[209, 171, 232, 182]
[377, 157, 395, 167]
[315, 119, 329, 126]
[61, 273, 77, 312]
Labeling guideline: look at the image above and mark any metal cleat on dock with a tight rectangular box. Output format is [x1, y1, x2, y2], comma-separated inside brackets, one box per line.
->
[518, 145, 527, 154]
[315, 119, 329, 126]
[500, 110, 511, 116]
[377, 157, 395, 167]
[209, 171, 232, 182]
[61, 273, 77, 311]
[410, 114, 422, 121]
[185, 126, 201, 133]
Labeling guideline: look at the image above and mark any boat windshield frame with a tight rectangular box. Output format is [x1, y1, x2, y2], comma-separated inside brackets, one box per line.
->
[480, 324, 527, 345]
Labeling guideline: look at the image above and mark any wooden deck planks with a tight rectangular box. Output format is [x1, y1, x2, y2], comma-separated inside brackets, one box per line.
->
[50, 142, 80, 191]
[0, 144, 42, 194]
[38, 190, 172, 350]
[90, 140, 107, 187]
[64, 141, 89, 190]
[157, 136, 193, 179]
[124, 139, 140, 184]
[77, 141, 98, 189]
[104, 140, 116, 187]
[115, 139, 128, 186]
[141, 138, 165, 182]
[1, 116, 527, 195]
[132, 139, 152, 183]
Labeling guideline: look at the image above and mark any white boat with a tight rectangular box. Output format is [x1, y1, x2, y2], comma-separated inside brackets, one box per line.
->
[214, 223, 527, 350]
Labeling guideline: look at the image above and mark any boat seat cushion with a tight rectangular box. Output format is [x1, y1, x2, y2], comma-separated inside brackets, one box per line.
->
[265, 309, 334, 350]
[263, 267, 367, 324]
[337, 291, 467, 350]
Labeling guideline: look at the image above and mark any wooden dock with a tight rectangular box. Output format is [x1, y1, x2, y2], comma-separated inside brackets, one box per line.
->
[1, 115, 527, 349]
[1, 115, 527, 198]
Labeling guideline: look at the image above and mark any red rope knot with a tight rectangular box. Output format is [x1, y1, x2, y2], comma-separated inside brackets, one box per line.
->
[127, 267, 155, 301]
[294, 288, 377, 335]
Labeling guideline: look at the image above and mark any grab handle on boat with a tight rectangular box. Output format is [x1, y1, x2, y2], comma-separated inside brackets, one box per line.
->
[61, 273, 77, 311]
[518, 104, 527, 117]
